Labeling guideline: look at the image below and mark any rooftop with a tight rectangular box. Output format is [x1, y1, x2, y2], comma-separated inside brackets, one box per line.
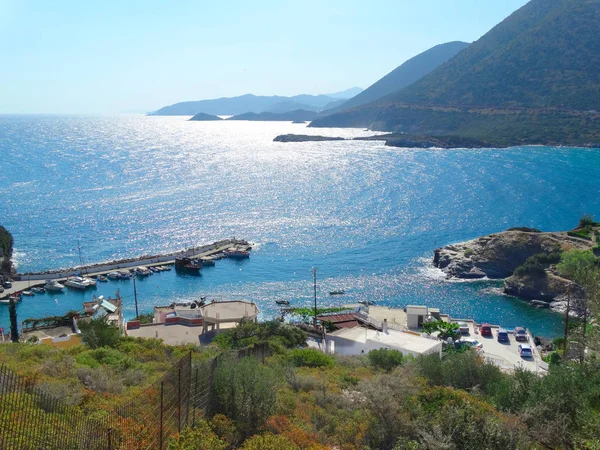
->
[331, 327, 441, 355]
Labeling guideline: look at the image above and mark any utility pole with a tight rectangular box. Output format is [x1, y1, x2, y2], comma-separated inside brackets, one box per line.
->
[312, 268, 318, 329]
[563, 283, 572, 356]
[133, 275, 139, 319]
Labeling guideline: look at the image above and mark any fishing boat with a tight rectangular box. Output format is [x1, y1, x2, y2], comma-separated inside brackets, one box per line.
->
[275, 300, 290, 306]
[224, 248, 250, 259]
[200, 257, 215, 266]
[44, 279, 65, 292]
[21, 290, 35, 296]
[329, 290, 345, 296]
[107, 272, 120, 280]
[31, 287, 45, 294]
[175, 257, 201, 274]
[358, 300, 376, 306]
[97, 275, 108, 282]
[118, 270, 132, 279]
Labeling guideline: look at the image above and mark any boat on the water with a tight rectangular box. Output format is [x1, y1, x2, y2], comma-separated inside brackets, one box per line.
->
[200, 257, 215, 266]
[358, 300, 375, 306]
[329, 290, 345, 296]
[97, 275, 108, 282]
[65, 276, 96, 290]
[21, 290, 35, 296]
[134, 266, 153, 277]
[44, 279, 65, 292]
[224, 248, 250, 258]
[275, 300, 290, 306]
[31, 287, 45, 294]
[118, 270, 132, 279]
[175, 257, 202, 274]
[107, 272, 120, 280]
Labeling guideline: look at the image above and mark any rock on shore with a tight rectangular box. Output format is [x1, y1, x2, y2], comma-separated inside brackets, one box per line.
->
[273, 134, 345, 142]
[434, 228, 593, 311]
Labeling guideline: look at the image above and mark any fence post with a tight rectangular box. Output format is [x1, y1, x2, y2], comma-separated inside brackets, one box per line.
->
[178, 365, 182, 432]
[192, 367, 199, 426]
[159, 380, 164, 450]
[107, 428, 112, 450]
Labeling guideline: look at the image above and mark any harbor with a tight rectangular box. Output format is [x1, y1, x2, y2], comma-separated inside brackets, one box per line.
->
[1, 238, 252, 298]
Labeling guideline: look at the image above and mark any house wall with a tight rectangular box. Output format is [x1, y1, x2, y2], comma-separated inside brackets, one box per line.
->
[326, 334, 442, 358]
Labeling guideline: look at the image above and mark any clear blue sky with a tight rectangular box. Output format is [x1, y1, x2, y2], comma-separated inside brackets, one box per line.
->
[0, 0, 529, 114]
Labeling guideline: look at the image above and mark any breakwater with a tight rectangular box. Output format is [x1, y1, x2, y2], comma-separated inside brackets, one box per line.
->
[16, 239, 250, 281]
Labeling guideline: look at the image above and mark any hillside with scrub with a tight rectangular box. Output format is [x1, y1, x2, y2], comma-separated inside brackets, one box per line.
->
[2, 309, 600, 449]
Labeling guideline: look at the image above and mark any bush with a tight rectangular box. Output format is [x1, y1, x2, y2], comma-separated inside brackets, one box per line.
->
[556, 249, 598, 279]
[507, 227, 541, 233]
[213, 356, 281, 437]
[137, 312, 154, 324]
[240, 433, 299, 450]
[78, 317, 121, 349]
[464, 248, 474, 257]
[513, 252, 562, 277]
[287, 348, 334, 368]
[167, 420, 227, 450]
[579, 214, 596, 228]
[213, 320, 306, 353]
[368, 348, 404, 372]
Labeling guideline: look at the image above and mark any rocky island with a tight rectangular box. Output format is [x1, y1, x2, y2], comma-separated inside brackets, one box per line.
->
[188, 112, 223, 121]
[433, 222, 600, 313]
[273, 133, 492, 148]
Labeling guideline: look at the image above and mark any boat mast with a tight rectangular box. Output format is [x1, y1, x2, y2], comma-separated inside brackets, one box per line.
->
[312, 268, 318, 328]
[133, 275, 139, 319]
[77, 239, 84, 274]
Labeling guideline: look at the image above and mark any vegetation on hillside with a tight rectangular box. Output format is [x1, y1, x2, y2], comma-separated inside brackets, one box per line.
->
[0, 225, 13, 275]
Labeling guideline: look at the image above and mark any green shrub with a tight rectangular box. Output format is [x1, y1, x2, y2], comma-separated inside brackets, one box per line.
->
[287, 348, 333, 367]
[240, 433, 299, 450]
[464, 248, 474, 257]
[137, 313, 154, 324]
[556, 249, 598, 279]
[213, 320, 306, 353]
[167, 420, 227, 450]
[513, 252, 562, 277]
[507, 227, 541, 233]
[78, 317, 121, 349]
[579, 214, 595, 228]
[213, 356, 281, 437]
[368, 348, 404, 372]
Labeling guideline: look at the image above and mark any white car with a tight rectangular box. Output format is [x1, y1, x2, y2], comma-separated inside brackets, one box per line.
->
[457, 322, 470, 334]
[518, 344, 533, 358]
[459, 338, 484, 351]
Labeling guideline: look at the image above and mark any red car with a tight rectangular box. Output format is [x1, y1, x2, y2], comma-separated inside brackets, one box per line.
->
[480, 323, 492, 337]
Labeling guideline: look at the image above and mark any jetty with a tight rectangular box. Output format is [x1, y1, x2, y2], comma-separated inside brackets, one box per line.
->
[2, 239, 251, 296]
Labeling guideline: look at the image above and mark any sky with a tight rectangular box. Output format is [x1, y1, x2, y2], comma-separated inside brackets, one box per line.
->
[0, 0, 529, 114]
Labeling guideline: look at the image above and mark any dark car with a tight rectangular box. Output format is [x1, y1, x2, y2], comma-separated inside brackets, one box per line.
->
[514, 327, 528, 341]
[480, 323, 492, 337]
[2, 281, 11, 289]
[497, 327, 510, 343]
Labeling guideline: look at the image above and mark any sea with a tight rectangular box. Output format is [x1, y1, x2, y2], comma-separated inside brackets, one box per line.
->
[1, 114, 599, 336]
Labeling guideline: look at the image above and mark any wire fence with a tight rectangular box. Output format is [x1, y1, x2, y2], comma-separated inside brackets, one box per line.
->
[0, 345, 270, 450]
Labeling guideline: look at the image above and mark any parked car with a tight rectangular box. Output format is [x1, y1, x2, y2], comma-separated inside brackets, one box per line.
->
[2, 281, 11, 289]
[458, 338, 484, 351]
[518, 344, 533, 358]
[514, 326, 528, 341]
[480, 323, 492, 337]
[0, 286, 4, 293]
[457, 322, 470, 334]
[497, 327, 510, 342]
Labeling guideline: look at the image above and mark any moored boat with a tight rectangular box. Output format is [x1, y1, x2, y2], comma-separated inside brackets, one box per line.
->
[329, 290, 345, 296]
[21, 290, 35, 296]
[107, 272, 120, 280]
[224, 248, 250, 258]
[97, 275, 108, 282]
[31, 287, 45, 294]
[175, 257, 202, 274]
[44, 279, 65, 292]
[65, 276, 96, 290]
[275, 300, 290, 306]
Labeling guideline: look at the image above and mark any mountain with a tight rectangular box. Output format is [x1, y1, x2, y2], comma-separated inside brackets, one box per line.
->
[311, 0, 600, 146]
[324, 87, 363, 99]
[150, 92, 351, 116]
[264, 100, 319, 114]
[323, 41, 469, 114]
[188, 112, 223, 121]
[227, 109, 318, 122]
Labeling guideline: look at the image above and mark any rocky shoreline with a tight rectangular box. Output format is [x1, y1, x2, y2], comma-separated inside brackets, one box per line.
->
[273, 133, 492, 148]
[433, 228, 595, 314]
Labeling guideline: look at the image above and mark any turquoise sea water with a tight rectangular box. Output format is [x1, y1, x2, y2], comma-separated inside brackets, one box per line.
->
[1, 115, 599, 336]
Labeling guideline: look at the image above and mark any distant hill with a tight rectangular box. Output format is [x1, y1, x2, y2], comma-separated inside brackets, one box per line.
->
[150, 92, 353, 116]
[324, 87, 363, 99]
[324, 42, 469, 114]
[227, 109, 318, 122]
[311, 0, 600, 147]
[188, 112, 223, 121]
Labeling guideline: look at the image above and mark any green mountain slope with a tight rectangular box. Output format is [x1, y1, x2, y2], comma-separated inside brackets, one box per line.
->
[325, 41, 469, 114]
[311, 0, 600, 146]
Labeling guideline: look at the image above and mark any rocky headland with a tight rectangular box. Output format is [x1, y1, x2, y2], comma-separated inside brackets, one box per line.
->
[273, 134, 345, 142]
[433, 227, 597, 313]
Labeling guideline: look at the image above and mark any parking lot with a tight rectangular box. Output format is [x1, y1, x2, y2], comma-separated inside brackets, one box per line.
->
[452, 320, 546, 374]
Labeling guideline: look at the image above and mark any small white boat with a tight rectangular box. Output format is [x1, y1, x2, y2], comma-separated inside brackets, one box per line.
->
[97, 275, 108, 282]
[44, 280, 65, 291]
[21, 290, 35, 296]
[134, 266, 152, 276]
[31, 287, 45, 294]
[118, 270, 132, 279]
[107, 272, 120, 280]
[64, 276, 96, 290]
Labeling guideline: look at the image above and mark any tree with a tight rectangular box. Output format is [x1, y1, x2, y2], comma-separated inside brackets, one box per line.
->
[9, 296, 18, 342]
[556, 249, 597, 279]
[368, 348, 404, 372]
[213, 320, 306, 353]
[422, 321, 460, 341]
[579, 214, 595, 228]
[78, 317, 121, 349]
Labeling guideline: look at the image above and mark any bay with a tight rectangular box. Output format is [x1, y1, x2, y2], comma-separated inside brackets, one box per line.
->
[1, 114, 599, 336]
